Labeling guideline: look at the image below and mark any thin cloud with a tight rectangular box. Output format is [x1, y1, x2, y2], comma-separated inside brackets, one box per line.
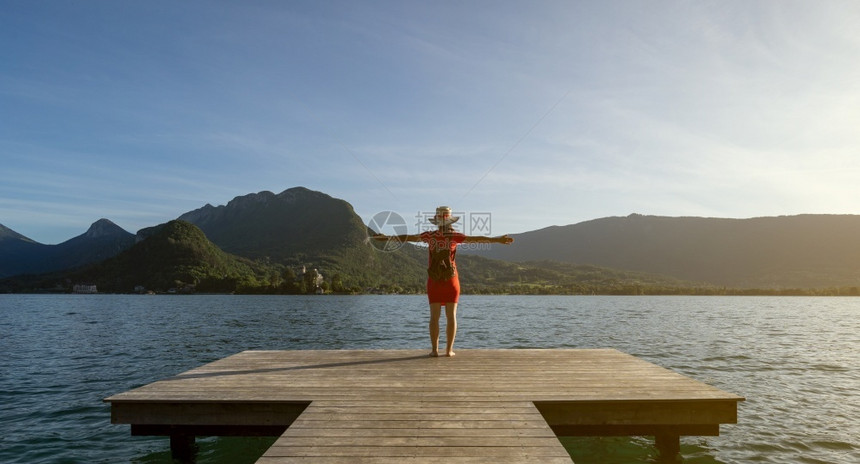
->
[2, 1, 860, 243]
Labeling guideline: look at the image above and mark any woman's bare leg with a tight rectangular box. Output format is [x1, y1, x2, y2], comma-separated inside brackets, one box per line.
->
[429, 303, 442, 357]
[444, 303, 458, 356]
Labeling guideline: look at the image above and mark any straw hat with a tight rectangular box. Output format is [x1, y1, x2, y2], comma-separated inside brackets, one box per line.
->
[429, 206, 460, 225]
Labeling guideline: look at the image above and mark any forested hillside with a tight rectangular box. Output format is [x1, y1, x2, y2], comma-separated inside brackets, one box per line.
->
[462, 214, 860, 288]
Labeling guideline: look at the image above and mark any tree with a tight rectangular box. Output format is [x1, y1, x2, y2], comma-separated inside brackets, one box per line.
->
[303, 268, 322, 294]
[331, 273, 345, 293]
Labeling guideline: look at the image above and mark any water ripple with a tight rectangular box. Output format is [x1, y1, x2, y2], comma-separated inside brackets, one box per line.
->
[1, 294, 858, 464]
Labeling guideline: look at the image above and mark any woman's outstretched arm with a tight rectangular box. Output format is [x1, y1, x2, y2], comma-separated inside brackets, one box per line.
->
[463, 235, 514, 244]
[371, 233, 423, 243]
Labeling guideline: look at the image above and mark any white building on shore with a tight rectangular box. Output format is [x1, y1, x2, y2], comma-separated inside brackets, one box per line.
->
[73, 284, 98, 294]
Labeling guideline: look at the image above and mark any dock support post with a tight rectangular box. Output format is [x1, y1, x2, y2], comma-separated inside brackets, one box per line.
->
[170, 433, 197, 463]
[655, 434, 680, 461]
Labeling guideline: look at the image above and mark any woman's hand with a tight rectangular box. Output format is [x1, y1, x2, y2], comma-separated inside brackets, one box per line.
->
[497, 235, 514, 245]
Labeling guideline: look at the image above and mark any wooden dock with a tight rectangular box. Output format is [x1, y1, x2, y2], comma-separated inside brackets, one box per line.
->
[105, 349, 743, 463]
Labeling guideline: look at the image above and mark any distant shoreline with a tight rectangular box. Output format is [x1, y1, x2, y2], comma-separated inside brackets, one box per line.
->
[5, 287, 859, 297]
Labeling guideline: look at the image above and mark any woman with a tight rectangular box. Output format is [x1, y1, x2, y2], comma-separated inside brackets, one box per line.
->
[374, 206, 514, 357]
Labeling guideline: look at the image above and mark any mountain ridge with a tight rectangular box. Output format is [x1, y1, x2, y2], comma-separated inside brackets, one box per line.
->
[461, 213, 860, 288]
[0, 223, 38, 242]
[176, 186, 368, 261]
[65, 220, 271, 293]
[172, 186, 415, 289]
[0, 218, 135, 278]
[3, 189, 860, 290]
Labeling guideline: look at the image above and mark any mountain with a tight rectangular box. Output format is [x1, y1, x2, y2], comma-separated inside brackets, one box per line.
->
[0, 223, 35, 242]
[176, 187, 367, 261]
[0, 224, 49, 277]
[174, 186, 425, 289]
[50, 219, 137, 271]
[0, 219, 135, 278]
[66, 220, 270, 293]
[461, 214, 860, 288]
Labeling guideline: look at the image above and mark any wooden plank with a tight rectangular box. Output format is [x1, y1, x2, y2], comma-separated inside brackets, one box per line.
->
[111, 401, 307, 426]
[256, 459, 576, 464]
[535, 400, 739, 425]
[271, 436, 568, 447]
[262, 400, 571, 463]
[281, 428, 557, 438]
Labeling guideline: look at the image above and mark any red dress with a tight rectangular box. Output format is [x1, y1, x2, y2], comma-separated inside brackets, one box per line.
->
[421, 230, 466, 303]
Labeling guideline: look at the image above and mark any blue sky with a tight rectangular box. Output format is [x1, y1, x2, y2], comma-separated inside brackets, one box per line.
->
[2, 1, 860, 244]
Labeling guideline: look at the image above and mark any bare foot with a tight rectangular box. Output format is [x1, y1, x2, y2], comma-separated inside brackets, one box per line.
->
[429, 351, 439, 357]
[445, 351, 456, 357]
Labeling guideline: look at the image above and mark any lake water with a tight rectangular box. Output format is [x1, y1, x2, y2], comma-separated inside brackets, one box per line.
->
[0, 294, 857, 464]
